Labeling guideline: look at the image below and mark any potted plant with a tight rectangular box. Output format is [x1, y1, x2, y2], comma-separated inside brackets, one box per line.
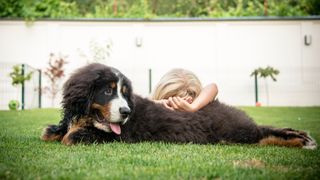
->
[9, 65, 33, 110]
[251, 66, 280, 106]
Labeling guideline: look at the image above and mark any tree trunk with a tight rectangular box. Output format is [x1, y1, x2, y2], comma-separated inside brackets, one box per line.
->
[152, 0, 158, 14]
[51, 81, 57, 108]
[17, 85, 20, 109]
[264, 0, 268, 16]
[113, 0, 118, 16]
[254, 73, 258, 105]
[264, 78, 269, 106]
[51, 94, 55, 108]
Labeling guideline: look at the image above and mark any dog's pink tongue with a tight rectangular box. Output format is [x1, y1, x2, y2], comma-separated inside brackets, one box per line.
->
[110, 123, 121, 135]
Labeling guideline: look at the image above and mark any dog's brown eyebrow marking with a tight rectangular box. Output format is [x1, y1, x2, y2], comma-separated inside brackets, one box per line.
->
[122, 86, 127, 94]
[110, 82, 116, 88]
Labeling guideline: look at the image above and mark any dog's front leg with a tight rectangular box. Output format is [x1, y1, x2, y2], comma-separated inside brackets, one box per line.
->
[61, 126, 110, 145]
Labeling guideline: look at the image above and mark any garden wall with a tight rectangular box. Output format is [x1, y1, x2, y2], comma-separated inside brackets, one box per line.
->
[0, 18, 319, 109]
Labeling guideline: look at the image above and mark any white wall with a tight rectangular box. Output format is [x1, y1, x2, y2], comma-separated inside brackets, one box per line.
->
[0, 19, 319, 109]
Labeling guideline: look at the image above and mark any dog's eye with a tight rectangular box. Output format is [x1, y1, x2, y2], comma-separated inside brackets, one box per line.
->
[104, 88, 113, 96]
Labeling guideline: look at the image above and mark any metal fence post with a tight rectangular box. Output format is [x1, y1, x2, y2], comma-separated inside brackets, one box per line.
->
[21, 64, 25, 110]
[254, 73, 258, 104]
[38, 69, 42, 108]
[149, 69, 152, 94]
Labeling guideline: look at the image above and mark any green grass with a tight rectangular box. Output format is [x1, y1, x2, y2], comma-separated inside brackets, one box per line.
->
[0, 107, 320, 179]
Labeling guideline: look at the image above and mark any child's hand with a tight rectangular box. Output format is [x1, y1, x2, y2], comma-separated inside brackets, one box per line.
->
[154, 97, 197, 112]
[168, 97, 197, 112]
[154, 99, 174, 111]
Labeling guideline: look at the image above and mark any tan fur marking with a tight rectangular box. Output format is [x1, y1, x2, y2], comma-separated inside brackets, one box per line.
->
[61, 125, 82, 145]
[122, 86, 127, 94]
[91, 103, 111, 119]
[41, 128, 62, 141]
[61, 117, 95, 145]
[76, 117, 94, 126]
[259, 136, 304, 148]
[111, 82, 116, 88]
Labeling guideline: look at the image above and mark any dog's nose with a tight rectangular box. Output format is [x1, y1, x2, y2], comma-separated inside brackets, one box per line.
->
[119, 107, 131, 119]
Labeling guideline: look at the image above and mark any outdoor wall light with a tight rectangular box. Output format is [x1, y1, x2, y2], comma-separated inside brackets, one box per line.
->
[135, 37, 143, 47]
[304, 35, 312, 46]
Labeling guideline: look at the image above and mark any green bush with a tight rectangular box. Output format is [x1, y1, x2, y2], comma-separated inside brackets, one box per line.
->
[0, 0, 319, 20]
[0, 0, 79, 21]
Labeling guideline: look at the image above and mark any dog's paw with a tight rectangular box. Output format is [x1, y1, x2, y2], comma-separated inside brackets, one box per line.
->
[281, 128, 317, 150]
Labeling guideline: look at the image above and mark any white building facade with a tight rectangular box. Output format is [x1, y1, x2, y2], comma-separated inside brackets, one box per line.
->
[0, 17, 319, 109]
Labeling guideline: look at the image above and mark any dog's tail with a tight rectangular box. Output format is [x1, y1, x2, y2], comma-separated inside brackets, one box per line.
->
[41, 124, 66, 142]
[257, 126, 317, 149]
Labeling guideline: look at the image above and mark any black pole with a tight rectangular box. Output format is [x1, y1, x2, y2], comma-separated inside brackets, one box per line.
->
[254, 73, 258, 104]
[38, 69, 42, 108]
[149, 69, 152, 94]
[21, 64, 25, 110]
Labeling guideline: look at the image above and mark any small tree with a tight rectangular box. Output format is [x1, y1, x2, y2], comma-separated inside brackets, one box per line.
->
[78, 39, 113, 64]
[44, 53, 68, 107]
[9, 65, 33, 110]
[251, 66, 279, 106]
[10, 65, 33, 85]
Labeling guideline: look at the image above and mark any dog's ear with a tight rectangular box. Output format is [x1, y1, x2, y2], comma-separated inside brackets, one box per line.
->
[129, 93, 136, 116]
[85, 86, 95, 115]
[124, 78, 135, 117]
[62, 72, 100, 117]
[84, 73, 101, 115]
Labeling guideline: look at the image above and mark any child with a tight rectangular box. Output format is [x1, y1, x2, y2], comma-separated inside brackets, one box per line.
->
[151, 68, 218, 112]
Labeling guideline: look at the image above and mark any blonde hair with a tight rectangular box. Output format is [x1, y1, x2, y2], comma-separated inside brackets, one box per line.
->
[151, 69, 202, 100]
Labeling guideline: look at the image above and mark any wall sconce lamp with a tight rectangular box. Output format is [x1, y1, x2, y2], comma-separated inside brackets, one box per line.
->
[135, 37, 143, 47]
[304, 35, 312, 46]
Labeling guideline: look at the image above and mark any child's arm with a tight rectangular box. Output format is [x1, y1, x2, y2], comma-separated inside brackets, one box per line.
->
[169, 83, 218, 112]
[191, 83, 218, 110]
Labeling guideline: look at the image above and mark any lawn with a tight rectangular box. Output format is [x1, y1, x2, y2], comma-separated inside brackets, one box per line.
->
[0, 107, 319, 179]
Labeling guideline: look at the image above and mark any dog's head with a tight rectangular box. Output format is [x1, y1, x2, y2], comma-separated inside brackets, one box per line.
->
[62, 63, 134, 135]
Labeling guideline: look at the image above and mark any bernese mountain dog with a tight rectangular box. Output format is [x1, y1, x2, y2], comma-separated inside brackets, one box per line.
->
[41, 63, 317, 149]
